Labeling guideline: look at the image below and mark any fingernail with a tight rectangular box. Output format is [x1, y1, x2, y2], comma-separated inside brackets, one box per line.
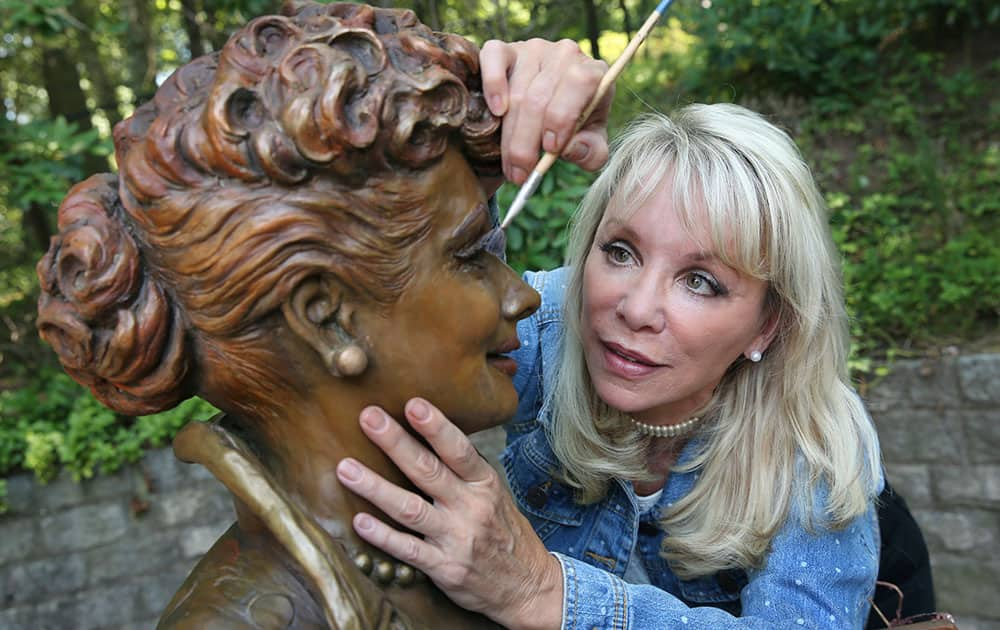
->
[566, 141, 590, 162]
[409, 399, 429, 422]
[361, 407, 388, 431]
[543, 130, 557, 152]
[338, 459, 362, 482]
[490, 94, 504, 115]
[356, 514, 374, 532]
[511, 167, 526, 183]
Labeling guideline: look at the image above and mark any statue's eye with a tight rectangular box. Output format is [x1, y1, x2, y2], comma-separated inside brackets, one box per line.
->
[456, 227, 505, 263]
[481, 227, 506, 258]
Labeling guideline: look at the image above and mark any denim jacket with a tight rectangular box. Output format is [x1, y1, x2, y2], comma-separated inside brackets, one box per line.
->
[503, 267, 881, 629]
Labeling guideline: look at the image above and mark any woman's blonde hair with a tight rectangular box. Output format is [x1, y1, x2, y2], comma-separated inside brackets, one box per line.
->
[548, 103, 881, 578]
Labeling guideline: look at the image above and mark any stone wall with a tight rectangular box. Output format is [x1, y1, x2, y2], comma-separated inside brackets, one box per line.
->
[1, 354, 997, 629]
[0, 427, 507, 629]
[0, 447, 233, 629]
[868, 354, 1000, 630]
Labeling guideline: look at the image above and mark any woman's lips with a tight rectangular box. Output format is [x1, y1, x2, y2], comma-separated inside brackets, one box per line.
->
[601, 341, 664, 379]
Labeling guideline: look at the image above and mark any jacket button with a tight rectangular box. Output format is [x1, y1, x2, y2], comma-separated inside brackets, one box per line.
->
[527, 483, 549, 509]
[638, 520, 659, 537]
[717, 569, 742, 593]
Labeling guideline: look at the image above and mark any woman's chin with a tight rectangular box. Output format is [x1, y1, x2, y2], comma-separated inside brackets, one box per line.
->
[592, 380, 649, 416]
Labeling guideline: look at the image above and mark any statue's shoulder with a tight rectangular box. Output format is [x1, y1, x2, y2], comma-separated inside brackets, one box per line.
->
[158, 524, 327, 629]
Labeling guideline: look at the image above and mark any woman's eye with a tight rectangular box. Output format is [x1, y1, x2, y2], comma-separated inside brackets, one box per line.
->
[599, 241, 635, 266]
[684, 272, 722, 296]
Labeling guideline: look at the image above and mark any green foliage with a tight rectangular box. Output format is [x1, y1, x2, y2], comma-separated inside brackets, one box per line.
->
[0, 369, 81, 474]
[669, 0, 999, 112]
[796, 40, 1000, 359]
[0, 0, 997, 486]
[24, 429, 63, 482]
[828, 137, 999, 356]
[0, 370, 218, 482]
[0, 117, 111, 372]
[0, 117, 110, 214]
[497, 160, 595, 273]
[0, 0, 80, 36]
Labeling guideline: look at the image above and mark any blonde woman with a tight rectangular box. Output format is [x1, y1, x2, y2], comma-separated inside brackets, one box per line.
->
[336, 46, 888, 629]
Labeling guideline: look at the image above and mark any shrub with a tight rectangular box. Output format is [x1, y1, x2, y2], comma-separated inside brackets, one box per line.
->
[0, 370, 217, 483]
[497, 159, 595, 273]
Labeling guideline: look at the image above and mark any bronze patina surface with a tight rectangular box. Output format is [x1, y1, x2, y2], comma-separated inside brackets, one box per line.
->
[36, 2, 539, 627]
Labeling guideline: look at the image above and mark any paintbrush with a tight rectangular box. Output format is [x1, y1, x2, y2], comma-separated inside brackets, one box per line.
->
[500, 0, 676, 229]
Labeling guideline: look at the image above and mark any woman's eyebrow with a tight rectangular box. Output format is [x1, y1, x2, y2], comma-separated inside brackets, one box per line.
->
[685, 250, 719, 263]
[599, 217, 641, 244]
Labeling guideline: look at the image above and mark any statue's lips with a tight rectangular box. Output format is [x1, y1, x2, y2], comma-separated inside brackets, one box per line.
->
[487, 355, 518, 377]
[487, 336, 520, 377]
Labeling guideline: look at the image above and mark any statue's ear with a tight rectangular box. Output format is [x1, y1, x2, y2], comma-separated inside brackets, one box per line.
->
[282, 276, 368, 378]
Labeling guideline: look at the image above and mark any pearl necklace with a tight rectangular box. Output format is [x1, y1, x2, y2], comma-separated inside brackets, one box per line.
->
[629, 416, 703, 438]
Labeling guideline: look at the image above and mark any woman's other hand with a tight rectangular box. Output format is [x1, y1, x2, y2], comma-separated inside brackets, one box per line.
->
[336, 399, 562, 630]
[480, 38, 612, 187]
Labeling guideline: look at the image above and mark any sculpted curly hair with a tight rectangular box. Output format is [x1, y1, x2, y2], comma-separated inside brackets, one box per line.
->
[37, 1, 501, 416]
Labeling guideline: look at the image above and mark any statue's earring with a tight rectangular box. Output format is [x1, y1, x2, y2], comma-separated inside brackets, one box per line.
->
[325, 344, 368, 377]
[749, 350, 763, 363]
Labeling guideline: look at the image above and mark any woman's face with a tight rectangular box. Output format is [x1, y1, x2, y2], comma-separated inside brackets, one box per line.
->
[580, 175, 775, 424]
[360, 148, 540, 433]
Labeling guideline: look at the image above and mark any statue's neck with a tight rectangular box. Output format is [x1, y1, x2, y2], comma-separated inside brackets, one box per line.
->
[230, 396, 417, 552]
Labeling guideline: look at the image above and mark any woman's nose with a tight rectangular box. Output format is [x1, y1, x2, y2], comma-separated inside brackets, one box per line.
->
[501, 268, 540, 322]
[615, 274, 665, 333]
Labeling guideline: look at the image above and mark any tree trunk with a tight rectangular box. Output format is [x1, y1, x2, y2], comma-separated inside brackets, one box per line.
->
[42, 48, 92, 129]
[581, 0, 602, 60]
[414, 0, 442, 30]
[180, 0, 206, 59]
[40, 46, 106, 176]
[495, 0, 509, 40]
[202, 0, 231, 51]
[122, 0, 158, 105]
[34, 45, 101, 250]
[70, 0, 124, 127]
[619, 0, 634, 41]
[1, 87, 53, 253]
[24, 202, 54, 254]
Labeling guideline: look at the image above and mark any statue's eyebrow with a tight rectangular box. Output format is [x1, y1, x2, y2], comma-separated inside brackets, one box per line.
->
[447, 202, 490, 247]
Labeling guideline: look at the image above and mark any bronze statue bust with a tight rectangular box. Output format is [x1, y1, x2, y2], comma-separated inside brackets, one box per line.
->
[36, 2, 539, 627]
